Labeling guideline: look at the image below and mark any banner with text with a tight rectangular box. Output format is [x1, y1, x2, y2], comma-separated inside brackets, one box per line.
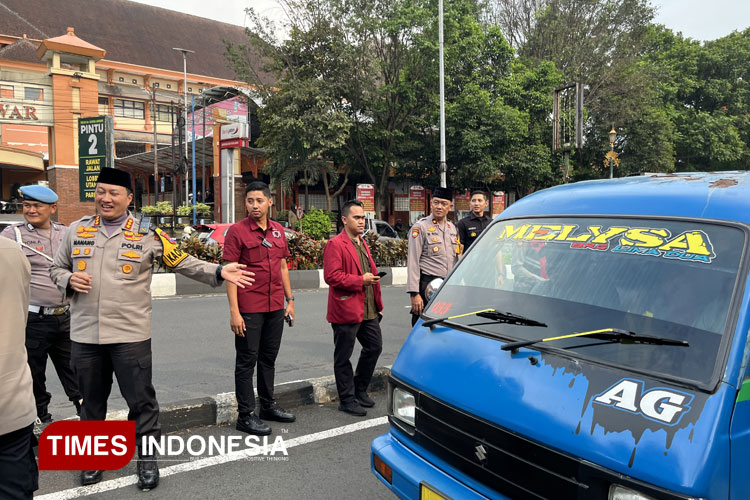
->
[492, 191, 506, 216]
[356, 183, 375, 216]
[78, 116, 114, 202]
[409, 185, 425, 224]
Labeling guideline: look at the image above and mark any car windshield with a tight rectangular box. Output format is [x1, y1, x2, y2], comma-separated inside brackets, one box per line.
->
[426, 217, 746, 386]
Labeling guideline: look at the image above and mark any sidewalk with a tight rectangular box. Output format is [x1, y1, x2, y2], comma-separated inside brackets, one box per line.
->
[37, 367, 391, 437]
[151, 267, 408, 296]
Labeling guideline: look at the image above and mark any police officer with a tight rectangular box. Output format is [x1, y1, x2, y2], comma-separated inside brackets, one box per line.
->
[456, 189, 491, 251]
[49, 168, 253, 491]
[0, 185, 82, 425]
[407, 187, 461, 325]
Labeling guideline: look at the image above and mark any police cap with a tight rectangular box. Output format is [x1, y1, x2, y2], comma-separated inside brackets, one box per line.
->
[19, 185, 58, 204]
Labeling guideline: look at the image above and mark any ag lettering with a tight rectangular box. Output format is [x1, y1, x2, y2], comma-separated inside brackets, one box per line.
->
[593, 379, 692, 425]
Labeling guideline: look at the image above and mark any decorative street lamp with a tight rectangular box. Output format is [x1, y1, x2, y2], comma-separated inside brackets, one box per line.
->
[603, 126, 620, 179]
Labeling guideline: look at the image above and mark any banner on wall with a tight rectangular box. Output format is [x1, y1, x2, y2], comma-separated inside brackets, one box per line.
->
[453, 190, 470, 212]
[409, 185, 426, 224]
[356, 183, 375, 216]
[492, 191, 506, 216]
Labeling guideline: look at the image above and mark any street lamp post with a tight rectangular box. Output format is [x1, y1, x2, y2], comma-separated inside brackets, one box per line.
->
[608, 126, 616, 179]
[173, 47, 194, 206]
[438, 0, 446, 189]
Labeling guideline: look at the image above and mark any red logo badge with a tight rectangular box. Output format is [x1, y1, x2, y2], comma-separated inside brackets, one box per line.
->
[38, 420, 136, 470]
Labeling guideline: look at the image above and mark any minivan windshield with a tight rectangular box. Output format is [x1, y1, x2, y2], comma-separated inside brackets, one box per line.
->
[427, 217, 745, 386]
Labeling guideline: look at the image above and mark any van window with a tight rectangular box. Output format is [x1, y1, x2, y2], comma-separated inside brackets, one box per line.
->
[428, 217, 745, 385]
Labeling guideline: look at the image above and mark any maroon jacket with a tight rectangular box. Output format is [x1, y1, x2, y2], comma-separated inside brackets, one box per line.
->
[323, 231, 384, 324]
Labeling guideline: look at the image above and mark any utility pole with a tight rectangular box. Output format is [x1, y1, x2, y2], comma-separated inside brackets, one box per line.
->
[438, 0, 447, 188]
[152, 87, 159, 203]
[173, 47, 194, 206]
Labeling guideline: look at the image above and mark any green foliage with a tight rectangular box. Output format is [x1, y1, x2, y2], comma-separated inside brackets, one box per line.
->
[363, 232, 408, 267]
[297, 209, 332, 240]
[286, 234, 325, 270]
[141, 201, 174, 216]
[179, 233, 223, 264]
[176, 204, 192, 216]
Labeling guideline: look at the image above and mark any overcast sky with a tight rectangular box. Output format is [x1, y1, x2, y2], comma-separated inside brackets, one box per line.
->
[131, 0, 750, 42]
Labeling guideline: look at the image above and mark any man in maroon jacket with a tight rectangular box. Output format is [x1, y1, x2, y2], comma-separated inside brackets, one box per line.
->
[323, 200, 384, 416]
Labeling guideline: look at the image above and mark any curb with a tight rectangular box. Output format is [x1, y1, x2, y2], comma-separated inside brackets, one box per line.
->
[152, 268, 407, 297]
[39, 367, 391, 436]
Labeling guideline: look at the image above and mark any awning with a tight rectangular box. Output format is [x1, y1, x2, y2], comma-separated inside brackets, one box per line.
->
[0, 146, 44, 171]
[193, 85, 264, 111]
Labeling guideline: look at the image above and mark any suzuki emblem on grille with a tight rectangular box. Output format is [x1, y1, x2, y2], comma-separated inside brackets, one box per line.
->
[474, 443, 487, 462]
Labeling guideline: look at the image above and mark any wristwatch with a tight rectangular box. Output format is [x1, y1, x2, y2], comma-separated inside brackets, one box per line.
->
[286, 296, 295, 303]
[215, 264, 224, 282]
[409, 292, 418, 297]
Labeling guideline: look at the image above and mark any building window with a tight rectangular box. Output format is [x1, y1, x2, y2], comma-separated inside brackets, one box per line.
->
[0, 85, 13, 98]
[114, 99, 145, 119]
[155, 104, 173, 122]
[394, 195, 409, 212]
[24, 87, 43, 101]
[98, 96, 109, 106]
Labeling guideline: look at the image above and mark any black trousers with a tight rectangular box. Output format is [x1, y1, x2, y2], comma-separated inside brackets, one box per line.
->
[332, 318, 383, 404]
[0, 424, 38, 500]
[71, 340, 160, 440]
[235, 310, 285, 415]
[26, 311, 80, 420]
[411, 273, 441, 326]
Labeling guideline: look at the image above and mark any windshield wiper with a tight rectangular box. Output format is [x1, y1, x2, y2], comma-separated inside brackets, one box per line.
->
[422, 308, 546, 329]
[501, 327, 689, 352]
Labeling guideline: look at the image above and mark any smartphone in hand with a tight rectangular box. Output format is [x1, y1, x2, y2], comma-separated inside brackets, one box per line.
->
[376, 271, 387, 278]
[285, 315, 294, 327]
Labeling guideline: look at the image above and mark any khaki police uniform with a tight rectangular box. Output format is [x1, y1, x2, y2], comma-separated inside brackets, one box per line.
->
[1, 222, 81, 421]
[0, 237, 38, 499]
[49, 213, 222, 441]
[407, 216, 460, 325]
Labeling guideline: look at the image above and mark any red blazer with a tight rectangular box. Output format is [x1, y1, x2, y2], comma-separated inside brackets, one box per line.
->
[323, 231, 384, 324]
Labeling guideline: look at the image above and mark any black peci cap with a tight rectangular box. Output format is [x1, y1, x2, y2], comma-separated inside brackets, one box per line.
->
[432, 187, 453, 201]
[96, 168, 133, 191]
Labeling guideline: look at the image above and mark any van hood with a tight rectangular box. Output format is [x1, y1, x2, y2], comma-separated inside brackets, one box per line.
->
[392, 322, 734, 497]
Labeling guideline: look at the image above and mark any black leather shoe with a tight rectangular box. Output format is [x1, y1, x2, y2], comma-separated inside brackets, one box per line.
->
[81, 470, 103, 486]
[137, 455, 160, 491]
[236, 413, 272, 435]
[339, 401, 367, 416]
[355, 391, 375, 408]
[259, 402, 296, 423]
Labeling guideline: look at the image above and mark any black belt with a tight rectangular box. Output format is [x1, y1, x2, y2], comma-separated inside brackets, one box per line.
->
[29, 305, 70, 316]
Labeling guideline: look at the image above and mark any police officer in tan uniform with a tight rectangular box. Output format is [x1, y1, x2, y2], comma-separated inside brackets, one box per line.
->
[407, 187, 461, 325]
[49, 168, 254, 491]
[0, 185, 81, 425]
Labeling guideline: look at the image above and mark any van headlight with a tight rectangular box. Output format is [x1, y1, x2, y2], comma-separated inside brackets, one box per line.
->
[392, 387, 416, 427]
[609, 485, 657, 500]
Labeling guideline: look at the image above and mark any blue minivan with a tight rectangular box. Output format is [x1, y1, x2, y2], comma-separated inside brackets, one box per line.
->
[371, 172, 750, 500]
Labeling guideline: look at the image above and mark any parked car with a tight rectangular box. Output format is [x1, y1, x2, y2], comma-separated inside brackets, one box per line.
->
[372, 171, 750, 500]
[0, 214, 25, 232]
[364, 219, 400, 241]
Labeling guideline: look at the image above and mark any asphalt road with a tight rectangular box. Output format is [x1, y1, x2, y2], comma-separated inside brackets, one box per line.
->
[45, 285, 412, 418]
[36, 399, 395, 500]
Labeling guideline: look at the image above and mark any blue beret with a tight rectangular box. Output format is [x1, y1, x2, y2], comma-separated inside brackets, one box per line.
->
[19, 185, 58, 204]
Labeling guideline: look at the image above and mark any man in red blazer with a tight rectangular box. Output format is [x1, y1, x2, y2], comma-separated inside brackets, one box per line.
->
[323, 200, 384, 416]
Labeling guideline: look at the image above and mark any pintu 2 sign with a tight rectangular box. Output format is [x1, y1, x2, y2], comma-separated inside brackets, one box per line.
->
[593, 379, 694, 425]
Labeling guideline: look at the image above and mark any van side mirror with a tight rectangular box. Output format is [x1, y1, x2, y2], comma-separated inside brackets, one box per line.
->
[425, 278, 444, 301]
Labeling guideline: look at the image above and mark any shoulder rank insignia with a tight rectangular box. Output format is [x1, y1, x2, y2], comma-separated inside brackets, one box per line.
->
[123, 230, 143, 242]
[124, 218, 134, 231]
[155, 227, 188, 269]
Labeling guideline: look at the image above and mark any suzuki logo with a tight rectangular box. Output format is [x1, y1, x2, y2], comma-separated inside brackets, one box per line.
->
[474, 443, 487, 463]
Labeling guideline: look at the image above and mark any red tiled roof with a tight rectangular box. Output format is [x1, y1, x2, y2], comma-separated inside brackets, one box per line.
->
[0, 0, 272, 83]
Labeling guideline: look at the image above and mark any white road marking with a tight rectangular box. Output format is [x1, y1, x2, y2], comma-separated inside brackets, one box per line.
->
[37, 416, 389, 499]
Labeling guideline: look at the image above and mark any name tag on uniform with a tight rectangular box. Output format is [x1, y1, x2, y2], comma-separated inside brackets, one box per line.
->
[262, 238, 273, 248]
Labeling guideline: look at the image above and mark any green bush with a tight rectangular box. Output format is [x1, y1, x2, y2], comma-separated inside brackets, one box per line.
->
[286, 234, 325, 270]
[363, 232, 408, 267]
[194, 203, 212, 216]
[141, 205, 159, 216]
[176, 204, 192, 216]
[297, 208, 332, 240]
[155, 201, 173, 214]
[179, 233, 223, 264]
